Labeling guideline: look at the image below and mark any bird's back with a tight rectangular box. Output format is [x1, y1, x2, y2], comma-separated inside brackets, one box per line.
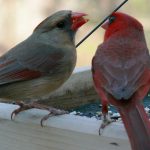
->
[92, 34, 150, 100]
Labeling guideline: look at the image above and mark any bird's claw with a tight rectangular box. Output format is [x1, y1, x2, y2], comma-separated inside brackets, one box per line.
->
[40, 108, 68, 127]
[99, 119, 112, 135]
[11, 102, 68, 126]
[11, 109, 20, 120]
[99, 114, 115, 135]
[11, 101, 33, 120]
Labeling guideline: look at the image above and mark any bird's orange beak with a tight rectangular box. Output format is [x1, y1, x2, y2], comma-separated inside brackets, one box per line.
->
[71, 12, 88, 31]
[102, 21, 109, 30]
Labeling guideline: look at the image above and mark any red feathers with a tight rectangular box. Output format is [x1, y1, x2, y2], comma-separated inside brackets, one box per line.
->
[92, 12, 150, 149]
[7, 69, 42, 80]
[102, 12, 143, 41]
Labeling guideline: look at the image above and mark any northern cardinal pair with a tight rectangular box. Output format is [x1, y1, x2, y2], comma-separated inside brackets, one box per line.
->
[0, 9, 150, 149]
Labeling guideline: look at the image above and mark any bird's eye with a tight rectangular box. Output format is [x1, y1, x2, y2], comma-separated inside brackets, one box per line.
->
[109, 16, 116, 24]
[56, 21, 65, 29]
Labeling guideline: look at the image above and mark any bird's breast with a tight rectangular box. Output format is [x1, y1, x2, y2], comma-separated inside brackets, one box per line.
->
[0, 54, 76, 101]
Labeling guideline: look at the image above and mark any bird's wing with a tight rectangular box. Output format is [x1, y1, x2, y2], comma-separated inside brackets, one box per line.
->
[92, 38, 150, 99]
[0, 57, 41, 85]
[0, 42, 64, 85]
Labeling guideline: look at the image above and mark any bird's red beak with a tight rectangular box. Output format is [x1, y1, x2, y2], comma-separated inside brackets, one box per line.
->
[71, 12, 88, 31]
[102, 21, 109, 30]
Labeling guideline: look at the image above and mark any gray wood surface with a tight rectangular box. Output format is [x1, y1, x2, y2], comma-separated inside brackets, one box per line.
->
[0, 103, 130, 150]
[0, 119, 130, 150]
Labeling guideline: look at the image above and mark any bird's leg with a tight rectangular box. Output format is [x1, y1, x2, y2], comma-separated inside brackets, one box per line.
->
[94, 88, 114, 135]
[92, 85, 115, 134]
[99, 102, 114, 135]
[11, 102, 68, 126]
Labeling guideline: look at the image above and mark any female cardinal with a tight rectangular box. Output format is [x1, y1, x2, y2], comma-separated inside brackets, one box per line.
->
[92, 12, 150, 150]
[0, 10, 88, 125]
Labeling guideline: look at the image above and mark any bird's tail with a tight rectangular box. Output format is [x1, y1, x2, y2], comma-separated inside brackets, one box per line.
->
[118, 99, 150, 150]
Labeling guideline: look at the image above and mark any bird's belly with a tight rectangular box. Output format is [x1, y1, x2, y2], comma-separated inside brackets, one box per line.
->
[0, 75, 69, 101]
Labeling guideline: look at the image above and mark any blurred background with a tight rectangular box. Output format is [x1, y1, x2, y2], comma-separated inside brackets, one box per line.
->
[0, 0, 149, 67]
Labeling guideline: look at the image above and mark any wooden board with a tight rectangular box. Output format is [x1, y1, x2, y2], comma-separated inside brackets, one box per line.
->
[0, 103, 131, 150]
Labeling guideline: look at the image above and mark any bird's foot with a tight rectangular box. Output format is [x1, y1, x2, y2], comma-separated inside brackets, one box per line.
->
[99, 114, 115, 135]
[11, 102, 68, 126]
[40, 107, 68, 127]
[11, 101, 35, 120]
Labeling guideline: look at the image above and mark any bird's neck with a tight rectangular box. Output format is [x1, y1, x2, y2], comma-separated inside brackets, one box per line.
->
[104, 28, 146, 43]
[118, 100, 150, 150]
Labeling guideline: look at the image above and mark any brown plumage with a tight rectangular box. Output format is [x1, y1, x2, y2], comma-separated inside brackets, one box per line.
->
[0, 10, 88, 125]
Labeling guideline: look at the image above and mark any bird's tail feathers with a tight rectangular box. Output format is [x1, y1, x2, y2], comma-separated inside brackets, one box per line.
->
[119, 98, 150, 150]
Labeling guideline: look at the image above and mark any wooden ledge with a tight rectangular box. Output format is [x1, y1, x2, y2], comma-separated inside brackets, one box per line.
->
[0, 103, 130, 150]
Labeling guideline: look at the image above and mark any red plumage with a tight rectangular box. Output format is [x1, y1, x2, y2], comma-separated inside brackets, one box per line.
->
[92, 12, 150, 150]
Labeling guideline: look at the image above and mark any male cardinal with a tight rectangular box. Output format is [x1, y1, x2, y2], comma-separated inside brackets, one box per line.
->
[92, 12, 150, 150]
[0, 10, 88, 125]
